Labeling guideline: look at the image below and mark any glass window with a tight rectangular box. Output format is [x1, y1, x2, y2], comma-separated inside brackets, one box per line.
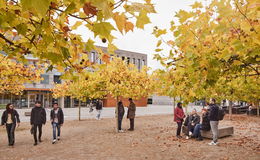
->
[40, 74, 49, 84]
[142, 60, 145, 66]
[91, 52, 95, 62]
[54, 75, 61, 84]
[138, 59, 141, 70]
[127, 57, 130, 64]
[133, 58, 135, 64]
[122, 56, 125, 61]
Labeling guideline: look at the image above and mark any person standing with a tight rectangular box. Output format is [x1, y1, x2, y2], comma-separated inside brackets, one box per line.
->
[127, 98, 136, 131]
[50, 103, 64, 144]
[96, 99, 103, 120]
[174, 102, 185, 138]
[30, 101, 46, 146]
[1, 104, 20, 146]
[118, 101, 125, 132]
[208, 98, 219, 145]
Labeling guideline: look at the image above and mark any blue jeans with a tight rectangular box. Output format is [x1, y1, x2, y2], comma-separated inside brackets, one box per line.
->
[52, 122, 61, 140]
[193, 124, 202, 138]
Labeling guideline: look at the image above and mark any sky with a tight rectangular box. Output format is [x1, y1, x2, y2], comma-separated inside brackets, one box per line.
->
[75, 0, 198, 71]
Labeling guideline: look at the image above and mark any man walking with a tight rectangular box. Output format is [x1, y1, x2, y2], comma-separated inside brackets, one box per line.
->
[30, 101, 46, 146]
[50, 103, 64, 144]
[127, 98, 136, 131]
[96, 99, 103, 120]
[208, 98, 219, 145]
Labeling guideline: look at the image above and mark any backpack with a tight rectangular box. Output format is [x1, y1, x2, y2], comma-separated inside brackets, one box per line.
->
[218, 108, 225, 121]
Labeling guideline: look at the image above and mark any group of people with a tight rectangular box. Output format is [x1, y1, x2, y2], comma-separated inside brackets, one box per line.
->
[174, 98, 221, 146]
[1, 98, 137, 147]
[117, 98, 136, 132]
[88, 99, 103, 120]
[1, 97, 221, 147]
[1, 101, 64, 146]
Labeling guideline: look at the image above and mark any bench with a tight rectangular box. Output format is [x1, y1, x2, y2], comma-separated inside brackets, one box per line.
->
[182, 126, 234, 138]
[24, 112, 31, 116]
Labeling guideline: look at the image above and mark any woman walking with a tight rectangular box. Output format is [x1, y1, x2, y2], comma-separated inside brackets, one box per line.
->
[174, 102, 185, 138]
[1, 103, 20, 146]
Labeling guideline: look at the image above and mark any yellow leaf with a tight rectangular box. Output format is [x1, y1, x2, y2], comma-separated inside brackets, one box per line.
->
[113, 12, 126, 33]
[125, 21, 134, 33]
[136, 10, 151, 29]
[71, 21, 83, 30]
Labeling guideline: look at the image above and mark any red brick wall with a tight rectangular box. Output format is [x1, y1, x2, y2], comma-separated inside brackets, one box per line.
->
[103, 95, 147, 107]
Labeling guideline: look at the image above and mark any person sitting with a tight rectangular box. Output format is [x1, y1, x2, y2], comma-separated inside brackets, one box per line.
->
[193, 108, 211, 141]
[186, 109, 200, 139]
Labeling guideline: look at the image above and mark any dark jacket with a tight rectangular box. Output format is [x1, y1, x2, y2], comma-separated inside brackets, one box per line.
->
[201, 112, 210, 131]
[30, 107, 46, 125]
[96, 101, 103, 110]
[127, 102, 136, 119]
[209, 104, 219, 121]
[1, 110, 20, 125]
[174, 107, 185, 122]
[189, 114, 200, 126]
[50, 108, 64, 125]
[118, 103, 125, 119]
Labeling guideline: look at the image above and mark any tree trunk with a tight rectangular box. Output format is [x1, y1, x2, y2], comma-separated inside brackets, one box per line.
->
[229, 100, 232, 120]
[173, 97, 176, 116]
[116, 97, 119, 132]
[78, 100, 81, 121]
[257, 101, 259, 117]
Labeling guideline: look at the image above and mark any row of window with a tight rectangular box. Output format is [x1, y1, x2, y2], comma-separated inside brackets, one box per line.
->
[90, 52, 146, 70]
[40, 75, 61, 84]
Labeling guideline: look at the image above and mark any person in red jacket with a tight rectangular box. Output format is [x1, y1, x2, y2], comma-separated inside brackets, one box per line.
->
[174, 102, 185, 138]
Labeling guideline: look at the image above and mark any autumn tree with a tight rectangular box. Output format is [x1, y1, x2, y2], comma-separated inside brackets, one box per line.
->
[0, 0, 155, 73]
[0, 54, 43, 94]
[53, 57, 154, 129]
[153, 0, 259, 114]
[52, 70, 107, 120]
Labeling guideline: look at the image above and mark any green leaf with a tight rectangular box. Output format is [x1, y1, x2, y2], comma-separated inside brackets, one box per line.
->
[32, 0, 51, 17]
[60, 47, 70, 59]
[92, 22, 115, 38]
[16, 23, 28, 36]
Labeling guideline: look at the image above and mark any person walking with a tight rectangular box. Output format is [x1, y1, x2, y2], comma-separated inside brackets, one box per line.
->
[208, 98, 219, 145]
[127, 98, 136, 131]
[96, 99, 103, 120]
[30, 101, 46, 146]
[118, 101, 125, 132]
[1, 104, 20, 146]
[174, 102, 185, 138]
[50, 103, 64, 144]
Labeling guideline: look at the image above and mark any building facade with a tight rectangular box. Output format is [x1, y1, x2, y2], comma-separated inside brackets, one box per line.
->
[0, 47, 147, 108]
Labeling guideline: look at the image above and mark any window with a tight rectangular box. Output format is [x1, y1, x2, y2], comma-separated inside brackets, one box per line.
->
[91, 52, 95, 62]
[133, 58, 135, 64]
[138, 59, 141, 70]
[41, 74, 49, 84]
[142, 60, 145, 66]
[122, 56, 125, 61]
[127, 57, 130, 64]
[54, 75, 61, 84]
